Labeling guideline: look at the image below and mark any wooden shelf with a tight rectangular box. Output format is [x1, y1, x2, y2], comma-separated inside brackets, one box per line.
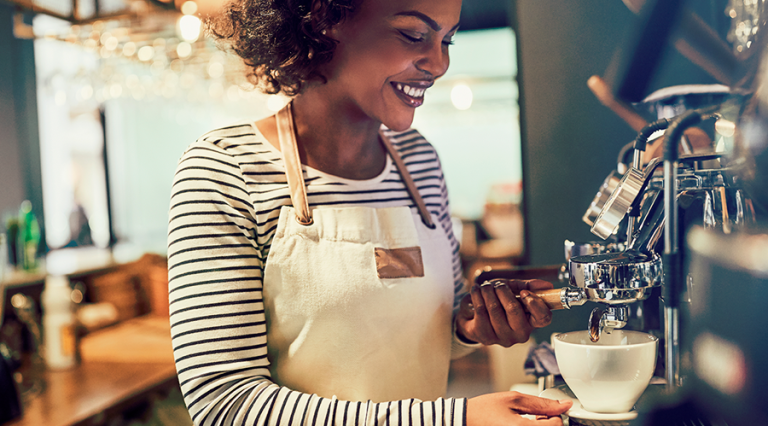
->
[1, 247, 121, 289]
[5, 316, 179, 426]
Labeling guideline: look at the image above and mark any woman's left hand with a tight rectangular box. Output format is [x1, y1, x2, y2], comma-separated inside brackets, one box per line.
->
[455, 279, 554, 347]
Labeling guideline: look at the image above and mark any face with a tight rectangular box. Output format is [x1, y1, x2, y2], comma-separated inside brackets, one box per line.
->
[321, 0, 462, 131]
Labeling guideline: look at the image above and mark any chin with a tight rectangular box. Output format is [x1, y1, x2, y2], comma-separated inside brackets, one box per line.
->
[381, 112, 416, 132]
[384, 121, 412, 132]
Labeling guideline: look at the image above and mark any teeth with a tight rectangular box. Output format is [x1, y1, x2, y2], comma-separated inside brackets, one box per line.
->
[397, 84, 425, 98]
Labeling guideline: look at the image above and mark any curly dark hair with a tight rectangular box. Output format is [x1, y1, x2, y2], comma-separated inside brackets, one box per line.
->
[208, 0, 359, 96]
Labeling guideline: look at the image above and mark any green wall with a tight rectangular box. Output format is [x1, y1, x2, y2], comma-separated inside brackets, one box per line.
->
[0, 6, 44, 245]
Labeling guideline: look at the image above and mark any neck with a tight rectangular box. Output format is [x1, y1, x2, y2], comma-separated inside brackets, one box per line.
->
[290, 87, 387, 180]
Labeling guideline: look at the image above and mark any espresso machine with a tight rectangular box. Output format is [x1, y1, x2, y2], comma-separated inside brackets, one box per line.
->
[570, 101, 755, 367]
[472, 0, 768, 423]
[559, 0, 768, 423]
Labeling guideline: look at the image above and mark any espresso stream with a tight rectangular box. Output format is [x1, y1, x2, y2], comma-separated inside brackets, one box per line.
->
[589, 307, 604, 342]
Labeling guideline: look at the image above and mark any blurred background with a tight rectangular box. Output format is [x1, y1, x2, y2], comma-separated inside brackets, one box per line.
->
[0, 0, 733, 269]
[1, 0, 759, 425]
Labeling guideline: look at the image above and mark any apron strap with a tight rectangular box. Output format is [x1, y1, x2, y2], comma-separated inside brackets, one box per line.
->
[379, 129, 436, 229]
[275, 101, 435, 229]
[276, 102, 313, 225]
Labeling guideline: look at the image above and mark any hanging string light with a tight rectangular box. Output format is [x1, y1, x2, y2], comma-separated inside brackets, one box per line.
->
[29, 0, 265, 108]
[726, 0, 767, 54]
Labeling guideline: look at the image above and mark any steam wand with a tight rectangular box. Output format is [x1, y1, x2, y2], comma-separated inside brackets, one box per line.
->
[626, 120, 669, 241]
[661, 106, 720, 390]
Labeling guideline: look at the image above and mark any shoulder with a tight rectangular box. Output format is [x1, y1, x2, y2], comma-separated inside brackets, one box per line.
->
[195, 121, 263, 152]
[176, 121, 277, 174]
[179, 121, 271, 163]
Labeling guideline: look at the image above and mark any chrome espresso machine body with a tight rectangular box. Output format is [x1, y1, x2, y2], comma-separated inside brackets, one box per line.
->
[565, 102, 757, 387]
[474, 0, 768, 422]
[471, 92, 763, 422]
[476, 100, 753, 386]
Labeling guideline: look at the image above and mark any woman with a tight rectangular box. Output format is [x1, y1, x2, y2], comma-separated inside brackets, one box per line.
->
[167, 0, 572, 424]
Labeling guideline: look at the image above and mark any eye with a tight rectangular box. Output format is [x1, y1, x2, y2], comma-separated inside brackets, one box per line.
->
[443, 31, 457, 47]
[399, 30, 425, 43]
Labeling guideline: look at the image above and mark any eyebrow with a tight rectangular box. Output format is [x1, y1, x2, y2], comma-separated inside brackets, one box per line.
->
[394, 11, 460, 33]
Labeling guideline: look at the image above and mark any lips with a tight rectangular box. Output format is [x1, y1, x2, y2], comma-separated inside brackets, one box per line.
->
[391, 82, 431, 108]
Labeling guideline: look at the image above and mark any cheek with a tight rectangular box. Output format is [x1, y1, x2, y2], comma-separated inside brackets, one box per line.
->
[342, 40, 413, 84]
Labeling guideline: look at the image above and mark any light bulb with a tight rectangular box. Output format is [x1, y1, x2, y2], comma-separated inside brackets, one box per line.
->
[177, 41, 192, 58]
[179, 15, 201, 42]
[450, 83, 473, 110]
[181, 1, 198, 15]
[137, 45, 155, 61]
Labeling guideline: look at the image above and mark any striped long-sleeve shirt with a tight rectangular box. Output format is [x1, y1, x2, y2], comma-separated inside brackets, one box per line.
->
[167, 122, 473, 426]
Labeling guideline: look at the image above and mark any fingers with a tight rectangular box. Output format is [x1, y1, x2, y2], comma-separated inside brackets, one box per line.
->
[467, 284, 501, 344]
[525, 279, 554, 292]
[495, 280, 554, 330]
[462, 279, 556, 345]
[466, 392, 570, 426]
[504, 279, 554, 293]
[455, 294, 480, 344]
[492, 284, 533, 345]
[458, 293, 475, 320]
[504, 392, 573, 417]
[465, 283, 531, 346]
[518, 290, 552, 328]
[497, 416, 561, 426]
[531, 417, 566, 425]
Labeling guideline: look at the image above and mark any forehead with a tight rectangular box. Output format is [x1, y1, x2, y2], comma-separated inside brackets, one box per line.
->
[355, 0, 463, 28]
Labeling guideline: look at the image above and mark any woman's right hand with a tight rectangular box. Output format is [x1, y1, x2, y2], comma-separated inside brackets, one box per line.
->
[466, 392, 572, 425]
[456, 279, 554, 347]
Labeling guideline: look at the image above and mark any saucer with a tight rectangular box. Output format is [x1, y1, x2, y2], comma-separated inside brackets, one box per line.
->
[539, 385, 638, 422]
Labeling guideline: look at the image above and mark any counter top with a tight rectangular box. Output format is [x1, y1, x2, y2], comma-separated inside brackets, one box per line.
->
[0, 246, 146, 289]
[5, 316, 179, 426]
[0, 270, 47, 289]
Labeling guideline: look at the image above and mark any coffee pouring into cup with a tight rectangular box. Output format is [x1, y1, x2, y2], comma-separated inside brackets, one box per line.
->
[553, 329, 659, 414]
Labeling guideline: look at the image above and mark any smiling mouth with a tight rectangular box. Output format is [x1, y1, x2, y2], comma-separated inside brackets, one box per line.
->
[391, 82, 430, 107]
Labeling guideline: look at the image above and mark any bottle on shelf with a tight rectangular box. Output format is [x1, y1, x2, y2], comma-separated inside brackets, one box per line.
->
[42, 275, 78, 370]
[18, 200, 40, 272]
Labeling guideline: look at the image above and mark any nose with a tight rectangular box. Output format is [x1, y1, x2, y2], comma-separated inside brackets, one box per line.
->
[416, 41, 450, 80]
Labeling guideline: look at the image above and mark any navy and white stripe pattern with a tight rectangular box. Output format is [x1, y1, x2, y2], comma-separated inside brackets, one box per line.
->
[168, 122, 467, 426]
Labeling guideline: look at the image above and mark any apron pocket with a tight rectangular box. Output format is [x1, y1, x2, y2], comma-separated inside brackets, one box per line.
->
[374, 246, 424, 278]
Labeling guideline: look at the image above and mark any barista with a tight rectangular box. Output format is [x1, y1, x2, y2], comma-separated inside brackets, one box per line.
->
[166, 0, 572, 425]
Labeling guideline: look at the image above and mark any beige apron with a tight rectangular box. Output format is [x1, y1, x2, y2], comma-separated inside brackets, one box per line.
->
[262, 103, 455, 403]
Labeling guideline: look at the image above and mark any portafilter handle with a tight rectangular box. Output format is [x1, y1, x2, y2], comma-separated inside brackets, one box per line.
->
[479, 280, 588, 311]
[519, 287, 587, 311]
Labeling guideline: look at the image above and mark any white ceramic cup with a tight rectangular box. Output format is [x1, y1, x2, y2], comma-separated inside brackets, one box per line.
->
[553, 329, 658, 413]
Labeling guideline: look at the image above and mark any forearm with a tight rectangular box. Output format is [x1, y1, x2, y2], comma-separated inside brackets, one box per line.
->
[179, 370, 466, 426]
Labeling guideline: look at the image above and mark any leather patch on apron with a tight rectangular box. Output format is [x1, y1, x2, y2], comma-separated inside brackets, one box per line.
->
[375, 246, 425, 278]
